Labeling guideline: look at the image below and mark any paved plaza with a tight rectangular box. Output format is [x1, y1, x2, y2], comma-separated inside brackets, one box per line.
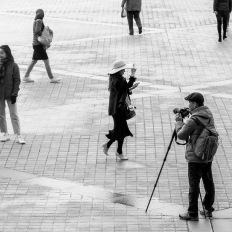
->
[1, 0, 232, 231]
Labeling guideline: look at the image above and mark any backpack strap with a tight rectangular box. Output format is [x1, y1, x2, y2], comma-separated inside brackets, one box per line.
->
[191, 116, 217, 136]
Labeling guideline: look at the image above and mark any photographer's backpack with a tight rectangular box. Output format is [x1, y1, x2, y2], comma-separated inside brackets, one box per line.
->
[191, 117, 219, 162]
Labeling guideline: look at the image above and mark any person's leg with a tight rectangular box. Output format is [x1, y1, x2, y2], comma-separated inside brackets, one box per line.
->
[6, 100, 20, 135]
[117, 137, 124, 154]
[6, 100, 25, 144]
[44, 59, 61, 83]
[127, 11, 134, 35]
[202, 162, 215, 211]
[24, 60, 37, 82]
[216, 13, 223, 41]
[187, 163, 202, 217]
[134, 11, 142, 33]
[0, 99, 8, 134]
[223, 12, 229, 39]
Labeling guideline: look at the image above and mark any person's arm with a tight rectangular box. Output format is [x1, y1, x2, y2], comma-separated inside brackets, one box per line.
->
[213, 0, 218, 12]
[11, 63, 20, 104]
[229, 0, 232, 12]
[34, 19, 43, 36]
[175, 117, 196, 141]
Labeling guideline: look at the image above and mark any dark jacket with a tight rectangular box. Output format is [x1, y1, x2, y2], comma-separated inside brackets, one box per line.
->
[0, 61, 21, 100]
[175, 106, 217, 163]
[214, 0, 232, 12]
[121, 0, 142, 11]
[108, 76, 136, 116]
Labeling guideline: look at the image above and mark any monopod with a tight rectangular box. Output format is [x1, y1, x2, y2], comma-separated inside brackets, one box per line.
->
[145, 130, 176, 213]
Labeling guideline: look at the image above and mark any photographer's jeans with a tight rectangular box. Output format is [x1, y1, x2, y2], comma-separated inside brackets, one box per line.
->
[0, 99, 21, 135]
[188, 162, 215, 216]
[127, 11, 142, 34]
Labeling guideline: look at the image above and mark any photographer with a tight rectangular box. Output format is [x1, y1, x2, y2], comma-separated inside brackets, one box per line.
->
[175, 92, 217, 221]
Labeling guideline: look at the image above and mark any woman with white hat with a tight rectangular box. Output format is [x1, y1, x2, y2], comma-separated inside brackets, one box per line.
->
[102, 60, 139, 160]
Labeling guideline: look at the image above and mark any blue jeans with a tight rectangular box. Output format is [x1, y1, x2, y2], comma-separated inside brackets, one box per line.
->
[0, 99, 21, 135]
[188, 162, 215, 216]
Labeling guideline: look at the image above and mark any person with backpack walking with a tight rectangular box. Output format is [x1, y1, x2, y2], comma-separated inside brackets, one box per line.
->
[121, 0, 142, 35]
[23, 9, 61, 83]
[0, 45, 25, 144]
[214, 0, 232, 42]
[175, 92, 218, 221]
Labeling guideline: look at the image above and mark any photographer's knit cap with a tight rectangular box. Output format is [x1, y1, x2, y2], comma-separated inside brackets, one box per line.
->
[185, 92, 204, 103]
[108, 60, 133, 74]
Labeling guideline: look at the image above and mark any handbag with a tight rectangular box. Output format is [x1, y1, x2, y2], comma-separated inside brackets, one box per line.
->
[125, 95, 136, 120]
[38, 26, 53, 46]
[121, 7, 127, 18]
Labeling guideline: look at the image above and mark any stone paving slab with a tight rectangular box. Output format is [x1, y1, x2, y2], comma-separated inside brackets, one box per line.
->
[0, 0, 232, 231]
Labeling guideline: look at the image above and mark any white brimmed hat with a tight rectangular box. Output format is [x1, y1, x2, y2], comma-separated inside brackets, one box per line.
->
[108, 60, 133, 74]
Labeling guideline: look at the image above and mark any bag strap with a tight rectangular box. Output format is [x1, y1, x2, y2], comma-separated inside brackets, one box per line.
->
[174, 130, 188, 145]
[191, 116, 217, 136]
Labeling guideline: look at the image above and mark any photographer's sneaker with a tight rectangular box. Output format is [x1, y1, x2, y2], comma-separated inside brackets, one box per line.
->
[200, 207, 214, 217]
[50, 77, 61, 83]
[16, 135, 25, 144]
[0, 133, 10, 142]
[116, 151, 128, 160]
[179, 212, 199, 221]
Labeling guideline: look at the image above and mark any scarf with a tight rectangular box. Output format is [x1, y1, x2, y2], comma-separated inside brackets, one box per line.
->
[0, 58, 8, 84]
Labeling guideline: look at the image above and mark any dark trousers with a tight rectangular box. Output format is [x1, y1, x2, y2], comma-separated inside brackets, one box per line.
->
[216, 11, 229, 36]
[127, 11, 142, 34]
[188, 162, 215, 216]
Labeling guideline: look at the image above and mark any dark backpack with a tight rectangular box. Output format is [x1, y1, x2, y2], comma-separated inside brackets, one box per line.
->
[191, 117, 219, 162]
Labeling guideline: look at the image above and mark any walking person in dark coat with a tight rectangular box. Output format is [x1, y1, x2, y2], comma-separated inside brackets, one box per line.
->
[121, 0, 142, 35]
[0, 45, 25, 144]
[102, 60, 139, 160]
[214, 0, 232, 41]
[23, 9, 61, 83]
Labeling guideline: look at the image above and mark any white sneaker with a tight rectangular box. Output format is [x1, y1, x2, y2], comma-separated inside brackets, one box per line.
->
[16, 135, 25, 144]
[50, 77, 61, 83]
[116, 151, 128, 160]
[23, 76, 34, 83]
[0, 133, 10, 142]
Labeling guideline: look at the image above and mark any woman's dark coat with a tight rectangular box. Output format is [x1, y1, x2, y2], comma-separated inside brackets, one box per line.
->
[108, 76, 136, 116]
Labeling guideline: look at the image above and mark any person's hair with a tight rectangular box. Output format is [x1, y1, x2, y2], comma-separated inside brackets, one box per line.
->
[108, 71, 122, 91]
[0, 45, 14, 62]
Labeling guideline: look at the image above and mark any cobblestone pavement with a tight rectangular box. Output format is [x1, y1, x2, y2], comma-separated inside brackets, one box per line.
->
[0, 0, 232, 231]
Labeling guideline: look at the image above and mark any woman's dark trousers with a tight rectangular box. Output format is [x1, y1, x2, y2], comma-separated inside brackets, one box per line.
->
[127, 11, 142, 34]
[217, 11, 229, 38]
[188, 162, 215, 216]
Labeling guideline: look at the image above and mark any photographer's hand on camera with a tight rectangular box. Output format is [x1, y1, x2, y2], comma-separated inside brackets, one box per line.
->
[175, 113, 183, 122]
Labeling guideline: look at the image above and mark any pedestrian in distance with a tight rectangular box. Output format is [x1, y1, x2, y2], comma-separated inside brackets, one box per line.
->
[0, 45, 25, 144]
[214, 0, 232, 42]
[102, 60, 139, 160]
[121, 0, 143, 35]
[23, 9, 61, 83]
[175, 92, 218, 221]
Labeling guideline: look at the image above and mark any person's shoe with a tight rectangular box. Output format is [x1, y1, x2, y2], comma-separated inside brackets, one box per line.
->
[0, 133, 10, 142]
[139, 27, 142, 34]
[102, 142, 109, 156]
[16, 135, 25, 144]
[223, 34, 227, 40]
[200, 207, 214, 217]
[50, 77, 61, 83]
[23, 76, 34, 83]
[179, 212, 199, 221]
[116, 151, 128, 160]
[129, 32, 134, 35]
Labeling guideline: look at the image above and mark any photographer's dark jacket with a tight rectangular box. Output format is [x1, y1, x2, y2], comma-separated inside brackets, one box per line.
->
[214, 0, 232, 12]
[0, 61, 20, 100]
[108, 76, 136, 116]
[175, 106, 217, 163]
